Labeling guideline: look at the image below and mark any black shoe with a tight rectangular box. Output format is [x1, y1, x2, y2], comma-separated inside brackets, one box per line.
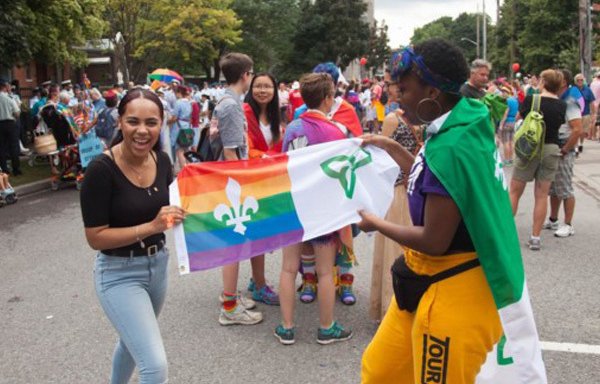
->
[579, 145, 583, 153]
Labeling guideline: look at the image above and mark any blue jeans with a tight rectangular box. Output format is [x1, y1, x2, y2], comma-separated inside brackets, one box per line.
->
[94, 249, 169, 384]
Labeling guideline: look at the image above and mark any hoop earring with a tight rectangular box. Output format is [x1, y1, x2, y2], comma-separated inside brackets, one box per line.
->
[415, 98, 442, 124]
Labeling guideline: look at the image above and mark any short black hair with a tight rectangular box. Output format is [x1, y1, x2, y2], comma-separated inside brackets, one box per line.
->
[413, 38, 469, 90]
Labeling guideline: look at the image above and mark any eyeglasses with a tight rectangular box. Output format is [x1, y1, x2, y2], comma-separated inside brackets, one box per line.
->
[253, 84, 274, 90]
[247, 71, 254, 77]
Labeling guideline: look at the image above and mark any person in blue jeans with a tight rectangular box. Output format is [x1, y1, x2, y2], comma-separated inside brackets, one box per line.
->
[80, 88, 185, 383]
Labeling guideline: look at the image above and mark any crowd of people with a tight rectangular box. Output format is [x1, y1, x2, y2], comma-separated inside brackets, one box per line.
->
[455, 57, 595, 250]
[0, 31, 589, 382]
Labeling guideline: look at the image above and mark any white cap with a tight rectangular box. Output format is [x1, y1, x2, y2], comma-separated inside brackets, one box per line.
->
[292, 81, 300, 90]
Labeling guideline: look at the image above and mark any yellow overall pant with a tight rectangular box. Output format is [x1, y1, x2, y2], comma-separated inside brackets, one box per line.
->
[361, 249, 502, 384]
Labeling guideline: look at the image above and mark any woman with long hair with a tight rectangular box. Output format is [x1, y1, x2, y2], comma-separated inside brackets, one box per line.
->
[241, 72, 282, 305]
[81, 88, 184, 383]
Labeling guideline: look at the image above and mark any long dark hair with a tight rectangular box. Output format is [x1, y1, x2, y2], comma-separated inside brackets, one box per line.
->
[244, 72, 281, 143]
[110, 88, 164, 151]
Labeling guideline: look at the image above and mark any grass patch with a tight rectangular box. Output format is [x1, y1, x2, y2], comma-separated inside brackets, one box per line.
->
[11, 160, 51, 187]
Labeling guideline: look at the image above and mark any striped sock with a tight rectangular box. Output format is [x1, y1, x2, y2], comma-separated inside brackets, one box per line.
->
[301, 255, 316, 275]
[222, 291, 237, 313]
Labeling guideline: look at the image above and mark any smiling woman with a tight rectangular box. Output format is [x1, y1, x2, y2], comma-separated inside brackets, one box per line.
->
[79, 88, 185, 384]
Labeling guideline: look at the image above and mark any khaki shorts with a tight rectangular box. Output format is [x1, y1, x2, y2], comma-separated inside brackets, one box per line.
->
[512, 143, 560, 182]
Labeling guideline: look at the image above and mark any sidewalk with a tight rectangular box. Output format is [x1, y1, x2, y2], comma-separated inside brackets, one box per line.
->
[572, 139, 600, 200]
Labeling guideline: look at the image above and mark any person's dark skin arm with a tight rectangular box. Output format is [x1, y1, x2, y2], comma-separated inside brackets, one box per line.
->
[358, 193, 462, 256]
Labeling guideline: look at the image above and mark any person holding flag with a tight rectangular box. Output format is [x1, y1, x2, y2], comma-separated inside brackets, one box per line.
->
[359, 39, 546, 383]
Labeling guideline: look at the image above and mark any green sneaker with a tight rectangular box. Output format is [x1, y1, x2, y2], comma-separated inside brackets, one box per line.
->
[317, 321, 352, 345]
[274, 324, 295, 345]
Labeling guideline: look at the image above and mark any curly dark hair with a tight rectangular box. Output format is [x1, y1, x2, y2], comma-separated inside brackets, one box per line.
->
[413, 38, 469, 91]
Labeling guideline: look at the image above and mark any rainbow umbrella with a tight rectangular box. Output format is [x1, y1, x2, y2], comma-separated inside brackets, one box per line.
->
[149, 68, 183, 83]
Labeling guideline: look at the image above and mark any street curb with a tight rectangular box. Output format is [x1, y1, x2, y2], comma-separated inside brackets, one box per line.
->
[14, 178, 52, 197]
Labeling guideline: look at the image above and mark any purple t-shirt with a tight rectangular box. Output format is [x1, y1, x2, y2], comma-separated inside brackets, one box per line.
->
[407, 148, 475, 253]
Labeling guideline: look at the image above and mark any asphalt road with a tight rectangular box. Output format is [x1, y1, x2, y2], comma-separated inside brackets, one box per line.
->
[1, 163, 599, 383]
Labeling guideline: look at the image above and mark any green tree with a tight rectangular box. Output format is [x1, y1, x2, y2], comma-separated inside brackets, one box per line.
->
[0, 0, 105, 69]
[105, 0, 242, 82]
[411, 13, 491, 64]
[366, 20, 391, 72]
[490, 0, 578, 76]
[286, 0, 369, 79]
[411, 16, 453, 45]
[231, 0, 300, 78]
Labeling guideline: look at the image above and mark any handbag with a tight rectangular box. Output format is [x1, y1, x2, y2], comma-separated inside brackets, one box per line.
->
[176, 120, 195, 148]
[391, 256, 481, 312]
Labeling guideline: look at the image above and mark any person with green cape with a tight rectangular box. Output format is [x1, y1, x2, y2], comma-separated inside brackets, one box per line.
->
[358, 39, 546, 384]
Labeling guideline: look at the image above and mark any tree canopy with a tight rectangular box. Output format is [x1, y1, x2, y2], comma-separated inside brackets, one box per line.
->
[0, 0, 105, 69]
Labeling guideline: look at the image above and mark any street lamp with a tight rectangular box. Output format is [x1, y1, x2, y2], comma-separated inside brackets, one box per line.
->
[460, 37, 480, 58]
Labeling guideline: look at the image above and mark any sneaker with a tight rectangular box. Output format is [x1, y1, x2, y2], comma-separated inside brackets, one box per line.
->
[542, 219, 559, 230]
[338, 274, 356, 305]
[247, 278, 256, 292]
[219, 291, 256, 310]
[274, 325, 295, 345]
[218, 305, 263, 326]
[252, 285, 280, 306]
[317, 321, 353, 345]
[299, 273, 317, 303]
[554, 224, 575, 238]
[527, 237, 541, 251]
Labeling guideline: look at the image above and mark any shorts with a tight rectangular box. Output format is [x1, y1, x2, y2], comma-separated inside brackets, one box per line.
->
[308, 232, 338, 247]
[549, 151, 575, 199]
[500, 122, 515, 143]
[512, 143, 560, 182]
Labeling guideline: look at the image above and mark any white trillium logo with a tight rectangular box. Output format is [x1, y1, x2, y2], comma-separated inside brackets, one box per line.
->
[213, 178, 259, 235]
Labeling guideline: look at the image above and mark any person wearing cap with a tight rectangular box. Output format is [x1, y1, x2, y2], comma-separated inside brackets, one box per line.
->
[61, 80, 74, 98]
[288, 80, 303, 121]
[0, 80, 22, 176]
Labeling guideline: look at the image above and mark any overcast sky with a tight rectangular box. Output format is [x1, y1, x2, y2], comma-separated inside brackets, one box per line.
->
[374, 0, 500, 48]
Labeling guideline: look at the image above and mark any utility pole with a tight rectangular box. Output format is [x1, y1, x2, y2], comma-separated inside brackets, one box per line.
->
[476, 3, 481, 58]
[579, 0, 593, 81]
[482, 0, 487, 61]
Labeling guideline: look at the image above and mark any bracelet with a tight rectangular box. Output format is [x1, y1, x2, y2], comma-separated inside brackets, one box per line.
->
[135, 225, 146, 248]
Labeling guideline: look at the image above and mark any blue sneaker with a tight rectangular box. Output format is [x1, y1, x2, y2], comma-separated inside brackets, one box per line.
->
[252, 285, 280, 306]
[317, 321, 352, 345]
[247, 278, 256, 293]
[274, 324, 295, 345]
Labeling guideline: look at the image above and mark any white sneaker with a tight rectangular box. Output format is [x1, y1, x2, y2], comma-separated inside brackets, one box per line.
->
[218, 305, 263, 326]
[219, 291, 256, 310]
[542, 219, 559, 230]
[554, 224, 575, 238]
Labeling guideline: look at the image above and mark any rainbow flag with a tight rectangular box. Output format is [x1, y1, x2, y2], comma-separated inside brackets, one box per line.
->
[169, 139, 398, 274]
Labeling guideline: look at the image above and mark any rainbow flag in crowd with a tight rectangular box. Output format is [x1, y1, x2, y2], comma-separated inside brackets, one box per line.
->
[169, 139, 398, 274]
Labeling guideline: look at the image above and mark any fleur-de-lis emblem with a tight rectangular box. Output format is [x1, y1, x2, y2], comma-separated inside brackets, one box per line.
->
[213, 178, 259, 235]
[320, 147, 373, 199]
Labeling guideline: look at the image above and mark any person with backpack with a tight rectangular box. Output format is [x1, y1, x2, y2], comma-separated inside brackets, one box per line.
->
[94, 91, 119, 147]
[509, 69, 566, 251]
[211, 52, 264, 326]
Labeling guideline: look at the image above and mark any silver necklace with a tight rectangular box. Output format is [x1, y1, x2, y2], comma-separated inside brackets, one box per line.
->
[119, 146, 158, 196]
